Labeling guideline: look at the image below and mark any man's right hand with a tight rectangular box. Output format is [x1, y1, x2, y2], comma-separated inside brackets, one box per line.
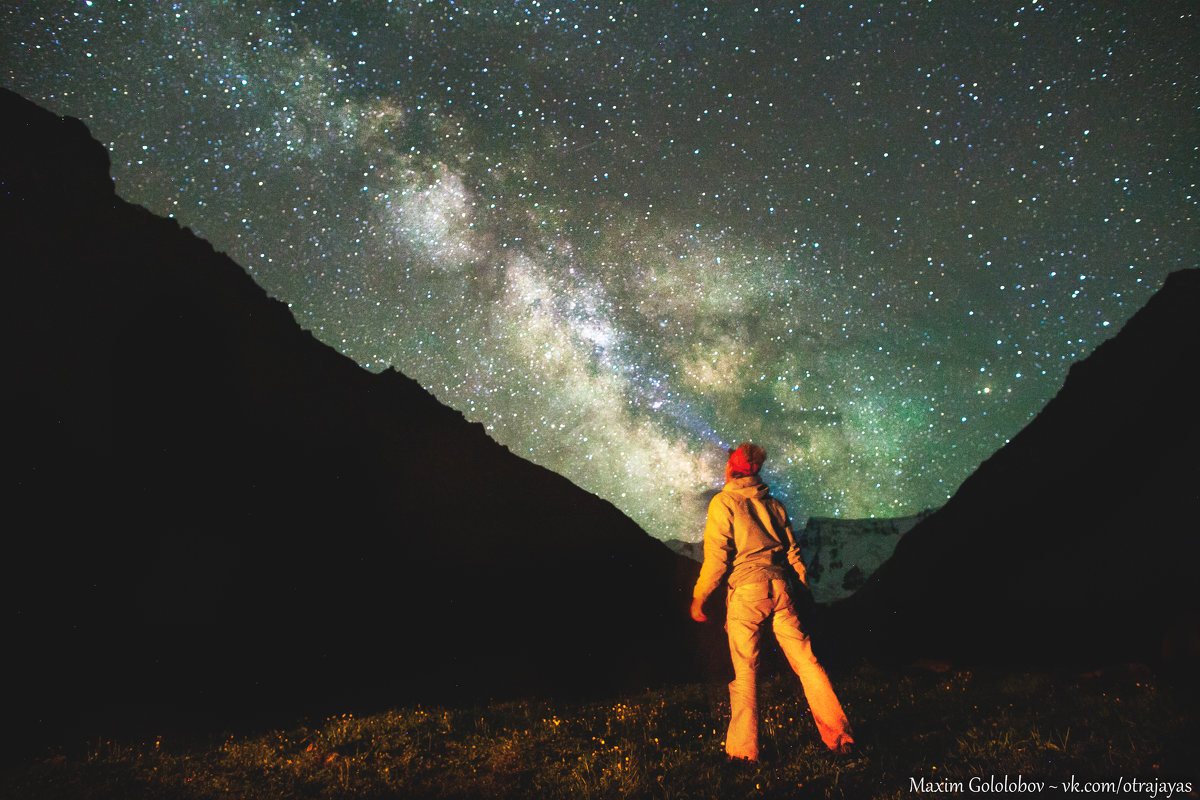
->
[690, 596, 708, 622]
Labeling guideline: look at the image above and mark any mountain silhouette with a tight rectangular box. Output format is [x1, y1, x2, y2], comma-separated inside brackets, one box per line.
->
[829, 268, 1200, 668]
[2, 88, 715, 753]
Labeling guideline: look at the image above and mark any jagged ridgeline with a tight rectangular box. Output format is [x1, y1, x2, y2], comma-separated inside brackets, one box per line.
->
[2, 88, 717, 747]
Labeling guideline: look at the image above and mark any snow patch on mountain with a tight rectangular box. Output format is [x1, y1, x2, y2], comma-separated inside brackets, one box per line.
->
[800, 512, 934, 602]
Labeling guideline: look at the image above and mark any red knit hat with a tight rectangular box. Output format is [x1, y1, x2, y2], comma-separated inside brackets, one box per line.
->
[727, 443, 765, 476]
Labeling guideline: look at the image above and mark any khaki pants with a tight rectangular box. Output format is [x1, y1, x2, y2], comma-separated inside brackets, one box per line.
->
[724, 579, 853, 760]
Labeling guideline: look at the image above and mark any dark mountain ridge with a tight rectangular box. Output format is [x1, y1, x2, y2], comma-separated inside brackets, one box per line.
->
[2, 88, 715, 754]
[829, 267, 1200, 668]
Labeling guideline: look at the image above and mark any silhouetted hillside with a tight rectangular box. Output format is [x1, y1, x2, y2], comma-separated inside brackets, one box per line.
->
[830, 268, 1200, 668]
[1, 88, 715, 755]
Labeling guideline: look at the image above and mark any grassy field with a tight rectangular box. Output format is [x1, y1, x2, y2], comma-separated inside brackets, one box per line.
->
[5, 663, 1197, 799]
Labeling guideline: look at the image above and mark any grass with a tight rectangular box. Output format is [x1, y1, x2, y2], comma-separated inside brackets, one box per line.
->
[5, 663, 1197, 799]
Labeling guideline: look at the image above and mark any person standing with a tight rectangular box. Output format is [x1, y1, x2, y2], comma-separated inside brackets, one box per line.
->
[690, 442, 854, 761]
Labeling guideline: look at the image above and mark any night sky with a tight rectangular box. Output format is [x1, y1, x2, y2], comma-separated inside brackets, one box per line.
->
[4, 2, 1195, 544]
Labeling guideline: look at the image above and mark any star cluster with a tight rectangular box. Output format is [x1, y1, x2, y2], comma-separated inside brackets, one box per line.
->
[4, 1, 1195, 542]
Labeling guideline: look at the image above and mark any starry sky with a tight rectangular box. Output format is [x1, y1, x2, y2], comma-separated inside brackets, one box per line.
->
[4, 2, 1195, 543]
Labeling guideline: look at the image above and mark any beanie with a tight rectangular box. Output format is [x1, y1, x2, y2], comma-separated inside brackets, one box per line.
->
[727, 443, 765, 476]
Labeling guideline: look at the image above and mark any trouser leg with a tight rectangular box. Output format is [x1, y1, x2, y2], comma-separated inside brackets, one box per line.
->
[724, 613, 762, 760]
[771, 593, 854, 751]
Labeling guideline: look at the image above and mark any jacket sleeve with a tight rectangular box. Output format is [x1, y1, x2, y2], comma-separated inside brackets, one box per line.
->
[692, 494, 734, 604]
[779, 502, 808, 585]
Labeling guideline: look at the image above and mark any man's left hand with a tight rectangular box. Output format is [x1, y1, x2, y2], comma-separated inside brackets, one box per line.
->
[690, 597, 708, 622]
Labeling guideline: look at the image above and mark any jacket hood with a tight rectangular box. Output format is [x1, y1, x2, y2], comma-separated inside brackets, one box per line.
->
[724, 475, 769, 500]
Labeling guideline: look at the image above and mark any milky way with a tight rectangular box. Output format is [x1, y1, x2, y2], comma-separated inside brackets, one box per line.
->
[4, 2, 1195, 543]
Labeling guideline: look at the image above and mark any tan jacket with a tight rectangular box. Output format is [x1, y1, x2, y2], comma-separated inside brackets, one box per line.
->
[692, 476, 807, 604]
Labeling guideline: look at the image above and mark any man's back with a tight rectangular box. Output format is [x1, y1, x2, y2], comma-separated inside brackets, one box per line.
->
[694, 475, 806, 599]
